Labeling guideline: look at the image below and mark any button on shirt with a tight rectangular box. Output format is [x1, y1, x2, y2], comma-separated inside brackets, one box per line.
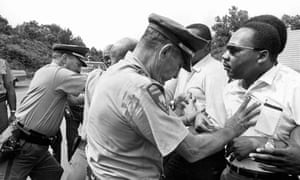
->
[86, 52, 189, 179]
[165, 55, 228, 126]
[223, 64, 300, 171]
[16, 63, 86, 136]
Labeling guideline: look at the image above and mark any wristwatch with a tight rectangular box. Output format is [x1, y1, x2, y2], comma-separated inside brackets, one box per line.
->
[169, 100, 176, 111]
[264, 138, 275, 149]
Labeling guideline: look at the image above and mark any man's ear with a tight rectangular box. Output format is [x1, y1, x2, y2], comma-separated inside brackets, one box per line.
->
[158, 43, 173, 61]
[257, 50, 269, 64]
[61, 54, 68, 65]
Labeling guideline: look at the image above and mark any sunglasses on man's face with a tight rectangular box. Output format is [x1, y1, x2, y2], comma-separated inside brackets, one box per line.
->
[226, 44, 263, 55]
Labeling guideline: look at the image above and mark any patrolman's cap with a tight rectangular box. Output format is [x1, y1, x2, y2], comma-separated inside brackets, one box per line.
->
[148, 13, 209, 72]
[52, 44, 89, 67]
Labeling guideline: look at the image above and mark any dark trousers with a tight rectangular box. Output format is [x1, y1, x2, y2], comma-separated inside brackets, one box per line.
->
[221, 166, 299, 180]
[0, 140, 63, 180]
[0, 101, 9, 133]
[163, 149, 226, 180]
[51, 130, 62, 163]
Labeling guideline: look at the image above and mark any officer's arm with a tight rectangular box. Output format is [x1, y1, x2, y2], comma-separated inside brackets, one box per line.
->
[56, 72, 86, 96]
[175, 97, 261, 163]
[176, 127, 237, 162]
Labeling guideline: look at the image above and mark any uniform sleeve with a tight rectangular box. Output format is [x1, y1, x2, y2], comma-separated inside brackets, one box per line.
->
[55, 70, 87, 96]
[122, 84, 189, 157]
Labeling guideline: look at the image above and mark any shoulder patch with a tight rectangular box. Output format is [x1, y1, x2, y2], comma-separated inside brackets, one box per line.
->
[146, 83, 169, 114]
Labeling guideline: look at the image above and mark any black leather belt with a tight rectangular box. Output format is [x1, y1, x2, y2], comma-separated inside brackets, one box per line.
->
[226, 161, 297, 179]
[17, 122, 56, 146]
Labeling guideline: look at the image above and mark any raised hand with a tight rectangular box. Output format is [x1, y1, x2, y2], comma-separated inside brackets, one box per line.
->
[225, 96, 261, 136]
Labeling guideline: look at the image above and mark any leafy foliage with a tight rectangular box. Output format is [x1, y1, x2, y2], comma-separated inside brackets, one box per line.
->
[0, 15, 13, 35]
[281, 14, 300, 30]
[210, 6, 300, 60]
[88, 47, 103, 62]
[0, 15, 103, 72]
[211, 6, 249, 60]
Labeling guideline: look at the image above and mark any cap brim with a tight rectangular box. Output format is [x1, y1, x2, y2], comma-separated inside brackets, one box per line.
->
[72, 52, 87, 67]
[181, 52, 192, 72]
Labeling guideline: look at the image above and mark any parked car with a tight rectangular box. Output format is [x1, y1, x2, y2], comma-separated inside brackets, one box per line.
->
[11, 70, 27, 87]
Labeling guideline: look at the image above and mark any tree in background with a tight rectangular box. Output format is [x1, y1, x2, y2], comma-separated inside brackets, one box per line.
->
[0, 15, 13, 35]
[0, 15, 88, 71]
[281, 14, 300, 30]
[88, 47, 103, 62]
[211, 6, 249, 60]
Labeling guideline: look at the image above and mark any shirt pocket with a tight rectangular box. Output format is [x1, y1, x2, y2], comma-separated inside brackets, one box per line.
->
[254, 102, 283, 136]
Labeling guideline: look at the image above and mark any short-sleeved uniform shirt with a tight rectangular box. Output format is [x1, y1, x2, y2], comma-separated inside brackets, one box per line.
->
[0, 59, 13, 94]
[223, 64, 300, 171]
[86, 53, 189, 179]
[16, 63, 86, 136]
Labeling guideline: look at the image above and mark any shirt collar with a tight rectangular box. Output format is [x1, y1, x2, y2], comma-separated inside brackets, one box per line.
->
[255, 64, 280, 85]
[237, 64, 280, 89]
[125, 52, 151, 78]
[191, 54, 211, 73]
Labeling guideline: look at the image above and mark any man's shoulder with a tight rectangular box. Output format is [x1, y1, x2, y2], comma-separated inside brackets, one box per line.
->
[87, 69, 103, 80]
[205, 57, 223, 69]
[224, 79, 240, 92]
[125, 71, 153, 89]
[277, 64, 300, 84]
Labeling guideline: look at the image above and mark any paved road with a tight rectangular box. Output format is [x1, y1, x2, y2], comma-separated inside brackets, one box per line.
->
[15, 79, 70, 179]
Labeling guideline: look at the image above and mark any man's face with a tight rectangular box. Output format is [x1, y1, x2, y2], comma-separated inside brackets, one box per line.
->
[222, 28, 260, 80]
[65, 55, 82, 73]
[156, 45, 184, 84]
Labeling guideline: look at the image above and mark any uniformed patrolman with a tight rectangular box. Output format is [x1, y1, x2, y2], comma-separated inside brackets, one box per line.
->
[0, 44, 88, 180]
[86, 13, 261, 180]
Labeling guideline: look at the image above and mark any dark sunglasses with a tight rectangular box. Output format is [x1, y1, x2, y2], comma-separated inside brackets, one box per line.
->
[226, 44, 263, 55]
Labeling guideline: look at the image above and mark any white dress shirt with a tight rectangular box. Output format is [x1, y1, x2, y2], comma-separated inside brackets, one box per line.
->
[223, 63, 300, 171]
[165, 55, 228, 126]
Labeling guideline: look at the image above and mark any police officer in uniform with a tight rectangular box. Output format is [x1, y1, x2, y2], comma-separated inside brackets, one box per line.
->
[85, 13, 261, 180]
[0, 44, 88, 180]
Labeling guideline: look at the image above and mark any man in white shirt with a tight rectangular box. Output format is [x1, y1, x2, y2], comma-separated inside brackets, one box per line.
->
[221, 20, 300, 180]
[163, 23, 228, 180]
